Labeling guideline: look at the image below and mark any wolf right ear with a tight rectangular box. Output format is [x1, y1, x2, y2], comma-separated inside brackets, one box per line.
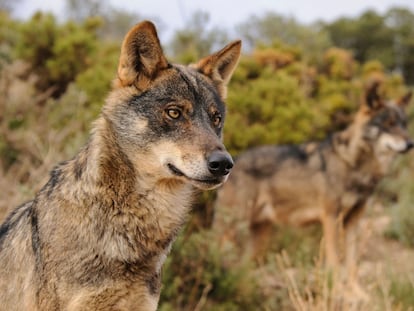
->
[397, 90, 413, 108]
[192, 40, 242, 99]
[115, 21, 169, 90]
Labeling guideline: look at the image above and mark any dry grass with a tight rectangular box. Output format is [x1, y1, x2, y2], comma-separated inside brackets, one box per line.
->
[277, 250, 371, 311]
[265, 203, 414, 311]
[0, 60, 90, 220]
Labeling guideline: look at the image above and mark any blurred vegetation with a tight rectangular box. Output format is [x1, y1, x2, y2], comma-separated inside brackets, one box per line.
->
[15, 13, 102, 97]
[159, 231, 268, 311]
[2, 1, 414, 309]
[324, 8, 414, 84]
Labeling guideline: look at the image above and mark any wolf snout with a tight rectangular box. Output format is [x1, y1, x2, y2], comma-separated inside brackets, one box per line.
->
[207, 150, 234, 177]
[400, 139, 414, 153]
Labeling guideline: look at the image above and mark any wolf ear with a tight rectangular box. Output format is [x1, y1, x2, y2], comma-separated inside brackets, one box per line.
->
[364, 81, 384, 110]
[397, 90, 412, 108]
[192, 40, 242, 99]
[115, 21, 169, 89]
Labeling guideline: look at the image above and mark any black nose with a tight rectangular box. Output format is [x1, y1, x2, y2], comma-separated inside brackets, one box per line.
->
[407, 141, 414, 150]
[207, 150, 233, 177]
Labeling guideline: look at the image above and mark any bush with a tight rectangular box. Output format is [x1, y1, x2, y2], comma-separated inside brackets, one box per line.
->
[75, 42, 119, 112]
[14, 13, 101, 97]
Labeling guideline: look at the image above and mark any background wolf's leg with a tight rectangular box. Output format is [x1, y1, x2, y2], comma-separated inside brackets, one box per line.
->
[321, 208, 340, 267]
[250, 221, 273, 262]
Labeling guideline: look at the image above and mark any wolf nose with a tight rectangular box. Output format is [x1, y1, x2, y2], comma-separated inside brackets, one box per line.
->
[407, 141, 414, 150]
[207, 150, 233, 177]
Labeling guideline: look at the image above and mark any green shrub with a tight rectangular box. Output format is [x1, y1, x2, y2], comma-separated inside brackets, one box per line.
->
[14, 13, 101, 96]
[226, 60, 315, 154]
[0, 11, 20, 64]
[75, 42, 119, 112]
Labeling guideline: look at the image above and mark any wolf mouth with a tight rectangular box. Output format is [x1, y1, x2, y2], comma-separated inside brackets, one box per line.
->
[385, 142, 411, 153]
[167, 163, 222, 185]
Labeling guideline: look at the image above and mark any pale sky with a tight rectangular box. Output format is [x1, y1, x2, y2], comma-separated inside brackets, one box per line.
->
[13, 0, 414, 41]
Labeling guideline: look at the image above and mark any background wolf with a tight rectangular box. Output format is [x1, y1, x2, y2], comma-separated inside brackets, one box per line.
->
[214, 82, 413, 272]
[0, 21, 241, 310]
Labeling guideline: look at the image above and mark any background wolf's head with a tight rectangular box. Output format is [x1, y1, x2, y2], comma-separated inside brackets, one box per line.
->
[334, 82, 413, 172]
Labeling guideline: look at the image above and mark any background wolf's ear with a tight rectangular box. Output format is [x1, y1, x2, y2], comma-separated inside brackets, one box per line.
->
[397, 90, 413, 108]
[364, 81, 384, 110]
[193, 40, 242, 99]
[115, 21, 169, 89]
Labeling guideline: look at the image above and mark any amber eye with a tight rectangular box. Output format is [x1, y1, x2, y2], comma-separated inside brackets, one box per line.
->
[166, 108, 181, 119]
[212, 113, 222, 127]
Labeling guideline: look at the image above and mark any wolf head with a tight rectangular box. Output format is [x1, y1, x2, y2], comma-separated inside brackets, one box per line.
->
[336, 82, 413, 170]
[361, 82, 413, 157]
[102, 21, 241, 190]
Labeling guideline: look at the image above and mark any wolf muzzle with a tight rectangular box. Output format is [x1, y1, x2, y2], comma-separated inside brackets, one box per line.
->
[207, 150, 234, 177]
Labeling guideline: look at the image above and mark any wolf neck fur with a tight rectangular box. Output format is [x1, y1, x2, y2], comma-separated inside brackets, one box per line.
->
[331, 122, 383, 187]
[59, 116, 194, 261]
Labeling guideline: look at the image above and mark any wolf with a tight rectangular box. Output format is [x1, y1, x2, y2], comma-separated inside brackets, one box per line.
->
[214, 82, 412, 271]
[0, 21, 241, 311]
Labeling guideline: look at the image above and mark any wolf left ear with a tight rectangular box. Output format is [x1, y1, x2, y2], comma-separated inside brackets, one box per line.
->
[192, 40, 242, 99]
[365, 81, 384, 110]
[115, 21, 169, 89]
[397, 91, 413, 108]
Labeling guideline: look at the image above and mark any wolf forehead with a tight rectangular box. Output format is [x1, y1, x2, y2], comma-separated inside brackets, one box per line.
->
[369, 103, 407, 128]
[127, 64, 226, 115]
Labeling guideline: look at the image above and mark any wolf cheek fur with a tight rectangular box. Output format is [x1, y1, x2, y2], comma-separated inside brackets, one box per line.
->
[0, 21, 241, 311]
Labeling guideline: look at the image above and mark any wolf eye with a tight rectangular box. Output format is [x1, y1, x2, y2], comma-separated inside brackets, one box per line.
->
[166, 108, 181, 119]
[387, 119, 396, 127]
[212, 113, 222, 127]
